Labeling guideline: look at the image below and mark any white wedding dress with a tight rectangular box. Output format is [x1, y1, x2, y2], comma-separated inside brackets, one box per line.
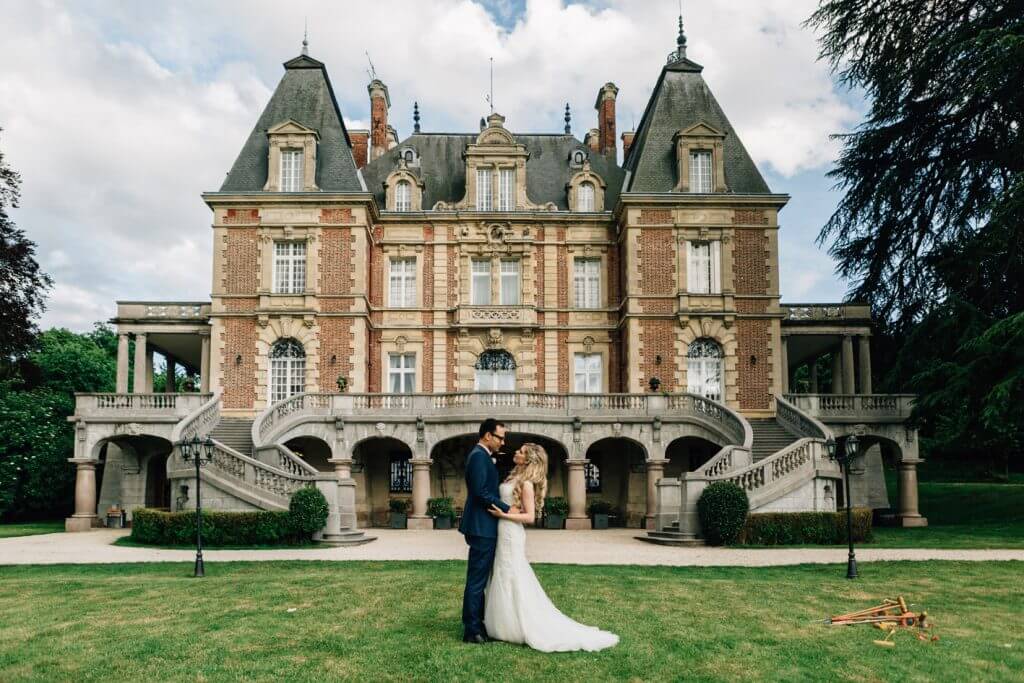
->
[483, 482, 619, 652]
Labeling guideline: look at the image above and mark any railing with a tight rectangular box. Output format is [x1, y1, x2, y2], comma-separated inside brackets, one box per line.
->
[75, 393, 212, 418]
[253, 391, 752, 450]
[783, 394, 915, 421]
[775, 395, 830, 440]
[699, 445, 750, 478]
[202, 440, 316, 503]
[709, 438, 827, 508]
[171, 390, 222, 443]
[782, 303, 871, 322]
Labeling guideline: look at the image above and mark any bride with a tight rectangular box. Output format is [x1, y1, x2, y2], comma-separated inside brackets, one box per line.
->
[485, 442, 619, 652]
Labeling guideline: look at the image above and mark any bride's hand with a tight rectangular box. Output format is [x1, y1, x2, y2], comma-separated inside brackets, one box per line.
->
[488, 504, 506, 518]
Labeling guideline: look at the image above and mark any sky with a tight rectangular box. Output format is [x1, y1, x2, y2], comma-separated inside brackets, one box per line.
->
[0, 0, 864, 332]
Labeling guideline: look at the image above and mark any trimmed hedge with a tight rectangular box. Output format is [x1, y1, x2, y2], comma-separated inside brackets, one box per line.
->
[130, 508, 299, 546]
[698, 481, 749, 546]
[739, 508, 874, 545]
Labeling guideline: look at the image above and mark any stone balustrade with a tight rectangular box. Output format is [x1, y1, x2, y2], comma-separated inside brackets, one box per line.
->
[782, 303, 871, 322]
[783, 393, 915, 422]
[75, 393, 212, 419]
[455, 305, 538, 327]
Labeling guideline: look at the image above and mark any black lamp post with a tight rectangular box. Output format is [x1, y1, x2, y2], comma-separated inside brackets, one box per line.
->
[826, 434, 860, 579]
[176, 434, 215, 577]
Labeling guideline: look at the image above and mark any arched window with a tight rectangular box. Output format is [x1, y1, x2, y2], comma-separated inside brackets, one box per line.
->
[404, 149, 414, 164]
[474, 349, 516, 391]
[686, 338, 723, 401]
[269, 338, 306, 403]
[577, 182, 595, 212]
[395, 180, 412, 212]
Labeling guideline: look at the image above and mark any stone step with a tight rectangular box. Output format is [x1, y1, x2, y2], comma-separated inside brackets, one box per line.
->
[635, 532, 705, 547]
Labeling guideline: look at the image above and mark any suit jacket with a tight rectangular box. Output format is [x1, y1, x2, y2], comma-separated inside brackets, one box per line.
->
[458, 444, 510, 538]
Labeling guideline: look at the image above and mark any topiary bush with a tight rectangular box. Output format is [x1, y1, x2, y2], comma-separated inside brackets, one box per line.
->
[129, 508, 297, 546]
[697, 481, 749, 546]
[288, 486, 329, 538]
[740, 509, 873, 545]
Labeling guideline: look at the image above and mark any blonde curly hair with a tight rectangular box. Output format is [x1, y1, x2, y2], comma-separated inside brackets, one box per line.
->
[506, 442, 548, 519]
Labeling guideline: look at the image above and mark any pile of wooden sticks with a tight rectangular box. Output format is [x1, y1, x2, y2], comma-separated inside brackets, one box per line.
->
[827, 596, 927, 628]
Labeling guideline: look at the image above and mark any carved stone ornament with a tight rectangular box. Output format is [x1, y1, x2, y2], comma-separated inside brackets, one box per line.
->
[257, 315, 270, 328]
[395, 335, 408, 352]
[583, 336, 595, 352]
[114, 423, 142, 436]
[487, 329, 503, 348]
[375, 422, 386, 433]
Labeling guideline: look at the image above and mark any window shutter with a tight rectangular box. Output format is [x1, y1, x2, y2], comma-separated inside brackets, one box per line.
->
[710, 240, 722, 294]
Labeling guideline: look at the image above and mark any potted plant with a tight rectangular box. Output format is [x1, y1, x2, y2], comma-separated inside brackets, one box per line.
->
[389, 498, 409, 529]
[543, 497, 568, 529]
[427, 497, 456, 530]
[588, 499, 614, 529]
[336, 375, 349, 393]
[648, 377, 661, 392]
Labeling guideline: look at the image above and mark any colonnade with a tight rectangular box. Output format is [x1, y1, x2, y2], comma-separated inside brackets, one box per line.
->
[115, 332, 210, 393]
[780, 334, 873, 395]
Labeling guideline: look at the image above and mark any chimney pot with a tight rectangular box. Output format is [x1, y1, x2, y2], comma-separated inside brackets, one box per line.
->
[585, 128, 600, 153]
[350, 129, 370, 169]
[368, 79, 391, 161]
[595, 82, 619, 158]
[621, 131, 635, 161]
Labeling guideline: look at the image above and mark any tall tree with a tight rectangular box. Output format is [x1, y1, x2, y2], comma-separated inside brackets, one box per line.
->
[808, 1, 1024, 468]
[0, 127, 52, 360]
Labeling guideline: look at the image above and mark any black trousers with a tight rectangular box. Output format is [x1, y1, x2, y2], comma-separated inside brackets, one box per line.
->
[462, 534, 497, 638]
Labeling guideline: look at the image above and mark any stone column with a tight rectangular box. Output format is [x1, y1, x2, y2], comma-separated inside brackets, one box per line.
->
[565, 459, 591, 530]
[116, 334, 130, 393]
[327, 457, 357, 530]
[830, 349, 843, 394]
[145, 348, 154, 393]
[407, 459, 433, 530]
[65, 459, 100, 531]
[132, 333, 147, 394]
[897, 459, 928, 527]
[809, 358, 819, 393]
[165, 357, 176, 393]
[780, 335, 790, 395]
[200, 333, 211, 392]
[645, 458, 668, 530]
[842, 335, 855, 395]
[858, 336, 873, 394]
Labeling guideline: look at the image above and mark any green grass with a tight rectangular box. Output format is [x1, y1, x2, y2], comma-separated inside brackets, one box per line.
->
[0, 561, 1021, 682]
[0, 521, 63, 539]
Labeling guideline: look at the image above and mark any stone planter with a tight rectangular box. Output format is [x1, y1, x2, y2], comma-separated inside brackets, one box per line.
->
[433, 516, 452, 530]
[544, 514, 565, 529]
[390, 512, 408, 529]
[592, 513, 609, 530]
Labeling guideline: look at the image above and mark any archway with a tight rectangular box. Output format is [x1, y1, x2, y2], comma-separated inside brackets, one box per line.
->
[93, 434, 174, 519]
[842, 435, 900, 513]
[352, 437, 413, 526]
[664, 436, 723, 479]
[583, 438, 647, 527]
[284, 436, 333, 473]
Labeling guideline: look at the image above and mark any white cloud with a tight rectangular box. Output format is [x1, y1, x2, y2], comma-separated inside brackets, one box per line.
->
[0, 0, 857, 330]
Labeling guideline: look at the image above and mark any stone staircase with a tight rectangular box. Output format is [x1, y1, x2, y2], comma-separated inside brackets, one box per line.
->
[210, 418, 254, 457]
[642, 520, 703, 546]
[749, 418, 798, 462]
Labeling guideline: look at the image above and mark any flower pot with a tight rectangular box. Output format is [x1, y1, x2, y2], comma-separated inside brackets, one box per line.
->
[544, 514, 565, 530]
[433, 516, 452, 530]
[592, 513, 609, 530]
[390, 512, 407, 529]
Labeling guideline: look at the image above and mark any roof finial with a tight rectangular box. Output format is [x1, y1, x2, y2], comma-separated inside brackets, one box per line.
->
[413, 101, 421, 133]
[564, 103, 571, 134]
[302, 18, 309, 56]
[676, 13, 687, 56]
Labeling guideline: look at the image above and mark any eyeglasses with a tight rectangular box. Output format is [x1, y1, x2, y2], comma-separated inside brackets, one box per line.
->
[491, 433, 506, 442]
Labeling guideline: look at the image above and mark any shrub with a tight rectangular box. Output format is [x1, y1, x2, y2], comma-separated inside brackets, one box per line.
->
[289, 486, 329, 538]
[544, 497, 568, 517]
[129, 508, 298, 546]
[427, 497, 455, 520]
[587, 499, 613, 515]
[389, 498, 410, 513]
[740, 509, 874, 545]
[698, 481, 749, 546]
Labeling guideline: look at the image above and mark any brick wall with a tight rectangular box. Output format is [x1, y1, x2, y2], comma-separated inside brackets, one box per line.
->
[349, 132, 369, 169]
[318, 318, 353, 392]
[368, 226, 384, 392]
[223, 229, 259, 294]
[447, 331, 458, 391]
[224, 298, 258, 312]
[319, 228, 355, 296]
[737, 319, 771, 409]
[734, 229, 769, 295]
[535, 327, 545, 392]
[422, 225, 434, 392]
[639, 319, 677, 391]
[638, 209, 671, 225]
[556, 229, 568, 392]
[599, 97, 616, 156]
[447, 226, 458, 307]
[370, 96, 388, 156]
[557, 330, 569, 393]
[221, 318, 256, 409]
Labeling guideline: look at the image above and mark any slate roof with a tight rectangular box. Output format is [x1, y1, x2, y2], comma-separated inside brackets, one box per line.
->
[219, 54, 364, 193]
[623, 57, 771, 194]
[361, 133, 624, 211]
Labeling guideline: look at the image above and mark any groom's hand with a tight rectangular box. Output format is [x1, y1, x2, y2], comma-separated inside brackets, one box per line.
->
[488, 504, 506, 518]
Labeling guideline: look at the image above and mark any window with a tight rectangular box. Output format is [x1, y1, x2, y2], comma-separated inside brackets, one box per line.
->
[574, 353, 602, 393]
[273, 241, 307, 294]
[573, 257, 601, 308]
[269, 339, 305, 403]
[395, 180, 412, 211]
[584, 462, 601, 493]
[280, 149, 304, 192]
[686, 241, 721, 294]
[388, 353, 416, 394]
[390, 454, 412, 493]
[689, 151, 712, 193]
[498, 168, 515, 211]
[500, 259, 520, 305]
[577, 182, 595, 212]
[471, 259, 491, 305]
[474, 349, 516, 391]
[687, 338, 723, 401]
[389, 257, 416, 307]
[476, 168, 493, 210]
[403, 149, 414, 164]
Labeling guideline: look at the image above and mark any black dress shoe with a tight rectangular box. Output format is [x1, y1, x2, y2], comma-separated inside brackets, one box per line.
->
[463, 633, 489, 644]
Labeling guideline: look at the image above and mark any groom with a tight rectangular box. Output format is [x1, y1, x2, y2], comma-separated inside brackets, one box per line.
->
[459, 417, 511, 644]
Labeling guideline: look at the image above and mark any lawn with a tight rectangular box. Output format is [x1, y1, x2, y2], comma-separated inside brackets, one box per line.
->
[0, 521, 64, 539]
[0, 561, 1021, 682]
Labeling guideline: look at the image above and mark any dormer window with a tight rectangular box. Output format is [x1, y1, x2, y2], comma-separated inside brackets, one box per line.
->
[578, 182, 595, 211]
[567, 163, 606, 212]
[395, 180, 412, 211]
[571, 150, 586, 167]
[674, 123, 727, 193]
[280, 149, 304, 192]
[689, 151, 712, 193]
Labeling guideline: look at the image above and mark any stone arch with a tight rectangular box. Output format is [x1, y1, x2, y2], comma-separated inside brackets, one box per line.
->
[91, 433, 174, 519]
[583, 437, 648, 527]
[664, 435, 722, 479]
[351, 436, 414, 526]
[256, 319, 320, 410]
[678, 318, 738, 405]
[567, 162, 607, 212]
[284, 435, 333, 473]
[384, 167, 425, 211]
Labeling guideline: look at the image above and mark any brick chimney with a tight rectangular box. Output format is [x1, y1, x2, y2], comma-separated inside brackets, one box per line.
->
[368, 79, 390, 161]
[584, 128, 600, 153]
[621, 131, 635, 161]
[595, 82, 619, 157]
[349, 129, 369, 169]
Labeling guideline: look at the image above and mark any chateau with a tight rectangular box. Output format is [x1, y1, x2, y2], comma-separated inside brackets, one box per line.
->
[66, 25, 926, 542]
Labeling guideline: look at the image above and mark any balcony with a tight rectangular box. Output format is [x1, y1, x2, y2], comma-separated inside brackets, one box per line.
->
[782, 303, 871, 324]
[456, 305, 537, 328]
[783, 393, 915, 423]
[75, 393, 213, 420]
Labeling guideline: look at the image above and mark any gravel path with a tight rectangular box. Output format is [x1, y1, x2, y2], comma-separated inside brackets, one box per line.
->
[2, 529, 1023, 567]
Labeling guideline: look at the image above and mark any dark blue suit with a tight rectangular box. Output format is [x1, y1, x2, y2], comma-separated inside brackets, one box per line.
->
[459, 444, 510, 639]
